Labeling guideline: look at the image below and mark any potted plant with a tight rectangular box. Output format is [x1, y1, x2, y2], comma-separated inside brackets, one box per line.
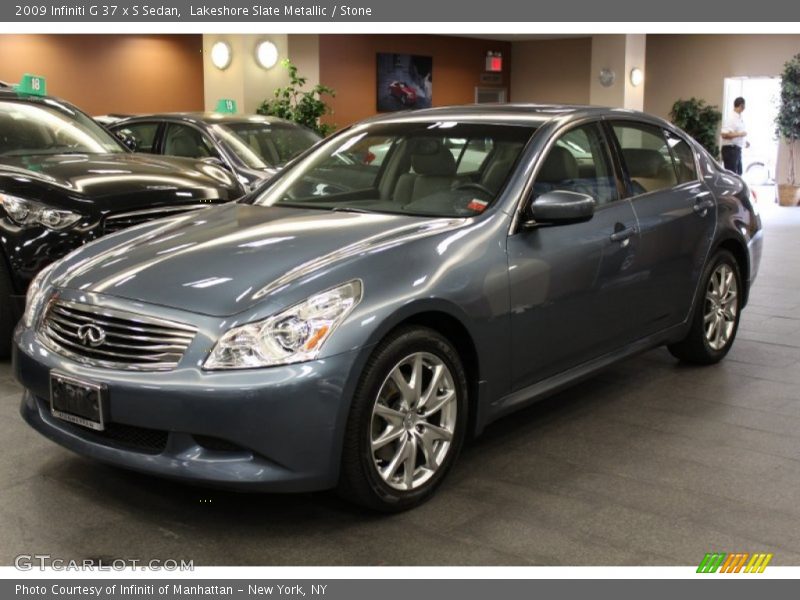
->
[776, 53, 800, 206]
[257, 59, 336, 137]
[670, 98, 722, 158]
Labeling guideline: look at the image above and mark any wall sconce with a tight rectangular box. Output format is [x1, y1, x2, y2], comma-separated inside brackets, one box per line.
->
[210, 41, 232, 70]
[255, 40, 279, 69]
[630, 67, 644, 87]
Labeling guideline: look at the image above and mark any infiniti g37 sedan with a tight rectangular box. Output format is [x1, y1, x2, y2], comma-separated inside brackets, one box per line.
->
[15, 105, 763, 511]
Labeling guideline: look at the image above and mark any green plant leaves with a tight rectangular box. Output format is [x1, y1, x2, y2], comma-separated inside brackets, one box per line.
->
[257, 59, 336, 137]
[670, 97, 722, 158]
[775, 53, 800, 185]
[776, 53, 800, 142]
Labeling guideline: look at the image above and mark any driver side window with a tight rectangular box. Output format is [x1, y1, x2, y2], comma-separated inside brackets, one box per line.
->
[532, 123, 618, 205]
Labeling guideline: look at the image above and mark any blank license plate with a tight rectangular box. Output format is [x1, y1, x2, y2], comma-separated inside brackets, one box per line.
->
[50, 372, 107, 431]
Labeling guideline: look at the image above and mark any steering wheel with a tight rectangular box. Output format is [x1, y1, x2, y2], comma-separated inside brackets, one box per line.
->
[453, 182, 494, 198]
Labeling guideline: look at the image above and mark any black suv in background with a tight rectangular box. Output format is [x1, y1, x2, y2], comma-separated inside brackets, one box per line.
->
[0, 88, 244, 355]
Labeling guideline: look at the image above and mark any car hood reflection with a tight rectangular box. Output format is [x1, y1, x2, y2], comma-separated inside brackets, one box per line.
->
[56, 203, 463, 316]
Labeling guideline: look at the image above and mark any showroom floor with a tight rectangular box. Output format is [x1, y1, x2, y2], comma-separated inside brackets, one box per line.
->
[1, 203, 799, 567]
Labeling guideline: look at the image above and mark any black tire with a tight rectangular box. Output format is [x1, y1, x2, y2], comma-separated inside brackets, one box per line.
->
[668, 249, 742, 365]
[337, 326, 469, 512]
[0, 260, 15, 359]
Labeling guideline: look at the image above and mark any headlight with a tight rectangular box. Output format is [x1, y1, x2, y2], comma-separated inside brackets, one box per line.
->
[23, 262, 58, 328]
[0, 194, 82, 230]
[204, 280, 362, 370]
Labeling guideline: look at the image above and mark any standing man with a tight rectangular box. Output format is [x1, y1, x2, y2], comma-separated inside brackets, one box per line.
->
[721, 97, 749, 175]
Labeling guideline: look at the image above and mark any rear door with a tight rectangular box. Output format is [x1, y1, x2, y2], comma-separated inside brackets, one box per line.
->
[607, 120, 716, 333]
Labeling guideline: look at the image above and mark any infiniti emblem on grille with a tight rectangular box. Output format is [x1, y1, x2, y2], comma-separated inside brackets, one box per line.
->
[76, 324, 106, 347]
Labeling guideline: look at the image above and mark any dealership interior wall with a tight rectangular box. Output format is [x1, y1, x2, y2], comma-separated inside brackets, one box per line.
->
[3, 33, 800, 126]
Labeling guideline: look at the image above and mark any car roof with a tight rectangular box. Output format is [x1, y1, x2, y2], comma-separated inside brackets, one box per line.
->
[357, 103, 672, 129]
[0, 88, 83, 113]
[116, 112, 300, 127]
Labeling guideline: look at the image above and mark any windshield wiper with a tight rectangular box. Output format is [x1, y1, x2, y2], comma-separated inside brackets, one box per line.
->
[329, 206, 373, 214]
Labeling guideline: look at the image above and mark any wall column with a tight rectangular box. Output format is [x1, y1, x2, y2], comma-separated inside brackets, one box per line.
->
[202, 34, 295, 113]
[589, 34, 646, 110]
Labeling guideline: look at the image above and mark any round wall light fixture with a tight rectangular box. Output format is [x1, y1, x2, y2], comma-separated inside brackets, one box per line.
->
[210, 41, 232, 70]
[630, 67, 644, 87]
[255, 40, 279, 69]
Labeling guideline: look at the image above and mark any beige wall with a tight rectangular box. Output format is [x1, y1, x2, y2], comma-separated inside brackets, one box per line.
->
[645, 34, 800, 119]
[510, 38, 591, 104]
[289, 35, 320, 89]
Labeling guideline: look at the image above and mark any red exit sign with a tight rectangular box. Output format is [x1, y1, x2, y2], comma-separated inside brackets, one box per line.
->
[486, 55, 503, 72]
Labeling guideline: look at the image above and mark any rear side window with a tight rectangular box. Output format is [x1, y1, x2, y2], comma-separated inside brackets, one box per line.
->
[612, 123, 678, 195]
[665, 131, 698, 184]
[162, 123, 219, 159]
[117, 122, 159, 153]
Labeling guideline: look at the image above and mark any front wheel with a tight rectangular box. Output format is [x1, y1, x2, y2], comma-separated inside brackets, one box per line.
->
[338, 327, 468, 512]
[668, 249, 742, 364]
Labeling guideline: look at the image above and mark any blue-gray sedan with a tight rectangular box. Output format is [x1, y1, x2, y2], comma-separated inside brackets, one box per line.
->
[15, 105, 763, 511]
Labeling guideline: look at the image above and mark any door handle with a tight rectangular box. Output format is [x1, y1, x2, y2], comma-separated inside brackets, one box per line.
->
[610, 225, 636, 243]
[692, 198, 715, 216]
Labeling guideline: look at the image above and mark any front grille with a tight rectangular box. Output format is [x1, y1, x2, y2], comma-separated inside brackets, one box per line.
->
[40, 300, 196, 371]
[103, 205, 210, 234]
[84, 422, 169, 454]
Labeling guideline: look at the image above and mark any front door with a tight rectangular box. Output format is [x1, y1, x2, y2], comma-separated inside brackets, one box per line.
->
[507, 121, 641, 390]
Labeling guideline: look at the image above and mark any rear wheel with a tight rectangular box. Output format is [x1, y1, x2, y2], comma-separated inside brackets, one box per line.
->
[338, 327, 468, 511]
[668, 249, 742, 364]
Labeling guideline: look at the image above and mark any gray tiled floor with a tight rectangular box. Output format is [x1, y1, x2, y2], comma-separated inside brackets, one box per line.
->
[1, 203, 798, 566]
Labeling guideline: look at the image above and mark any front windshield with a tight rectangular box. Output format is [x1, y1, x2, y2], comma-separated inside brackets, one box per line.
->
[0, 98, 126, 157]
[253, 122, 536, 218]
[213, 121, 321, 169]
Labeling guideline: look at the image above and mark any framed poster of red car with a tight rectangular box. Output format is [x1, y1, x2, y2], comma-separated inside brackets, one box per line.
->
[377, 53, 432, 111]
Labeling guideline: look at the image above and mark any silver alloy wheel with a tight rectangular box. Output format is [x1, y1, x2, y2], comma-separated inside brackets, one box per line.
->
[704, 263, 738, 351]
[370, 352, 457, 491]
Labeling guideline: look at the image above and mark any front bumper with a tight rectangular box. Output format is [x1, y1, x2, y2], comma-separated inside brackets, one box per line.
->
[14, 322, 363, 493]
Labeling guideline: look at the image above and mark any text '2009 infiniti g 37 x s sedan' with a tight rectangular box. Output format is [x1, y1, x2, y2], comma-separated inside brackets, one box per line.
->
[15, 105, 763, 511]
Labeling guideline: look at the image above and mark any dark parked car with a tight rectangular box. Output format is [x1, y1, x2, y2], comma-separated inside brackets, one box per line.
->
[0, 88, 244, 355]
[388, 81, 417, 106]
[15, 104, 762, 511]
[109, 113, 321, 191]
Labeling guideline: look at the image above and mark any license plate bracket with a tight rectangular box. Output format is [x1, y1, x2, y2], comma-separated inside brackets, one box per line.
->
[49, 372, 108, 431]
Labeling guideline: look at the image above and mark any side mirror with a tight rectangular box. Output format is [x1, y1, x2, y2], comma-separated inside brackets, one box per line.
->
[526, 190, 595, 226]
[115, 131, 138, 152]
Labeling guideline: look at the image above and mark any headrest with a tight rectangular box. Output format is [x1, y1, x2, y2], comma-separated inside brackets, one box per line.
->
[410, 139, 457, 176]
[622, 148, 669, 178]
[538, 146, 578, 183]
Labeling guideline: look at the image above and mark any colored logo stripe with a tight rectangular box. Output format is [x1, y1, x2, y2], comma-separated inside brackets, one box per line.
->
[697, 552, 773, 573]
[745, 553, 773, 573]
[697, 553, 726, 573]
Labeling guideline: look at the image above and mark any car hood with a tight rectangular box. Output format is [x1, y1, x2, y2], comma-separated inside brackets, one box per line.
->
[0, 153, 240, 203]
[54, 203, 463, 317]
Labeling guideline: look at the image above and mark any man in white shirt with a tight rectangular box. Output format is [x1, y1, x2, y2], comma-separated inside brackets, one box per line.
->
[720, 96, 748, 175]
